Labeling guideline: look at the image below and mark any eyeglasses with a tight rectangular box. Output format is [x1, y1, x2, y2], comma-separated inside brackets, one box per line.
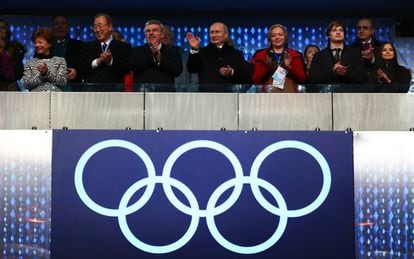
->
[93, 23, 108, 30]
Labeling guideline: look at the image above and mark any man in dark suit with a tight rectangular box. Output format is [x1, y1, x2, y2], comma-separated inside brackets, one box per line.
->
[51, 15, 84, 90]
[130, 19, 182, 92]
[79, 13, 131, 91]
[308, 21, 367, 89]
[186, 22, 252, 92]
[349, 18, 382, 83]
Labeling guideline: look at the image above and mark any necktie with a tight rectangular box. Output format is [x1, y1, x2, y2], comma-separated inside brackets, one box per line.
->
[362, 42, 370, 51]
[333, 48, 341, 63]
[58, 41, 65, 49]
[102, 43, 107, 52]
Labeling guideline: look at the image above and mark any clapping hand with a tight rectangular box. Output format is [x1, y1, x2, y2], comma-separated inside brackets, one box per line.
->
[282, 52, 291, 69]
[333, 63, 348, 75]
[265, 51, 277, 70]
[98, 50, 112, 65]
[149, 41, 161, 63]
[37, 63, 48, 75]
[376, 68, 391, 83]
[67, 68, 77, 80]
[361, 46, 375, 62]
[219, 65, 234, 78]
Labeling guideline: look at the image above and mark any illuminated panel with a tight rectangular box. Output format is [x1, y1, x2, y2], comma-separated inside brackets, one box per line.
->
[51, 130, 354, 258]
[0, 130, 413, 258]
[354, 132, 414, 258]
[0, 131, 52, 258]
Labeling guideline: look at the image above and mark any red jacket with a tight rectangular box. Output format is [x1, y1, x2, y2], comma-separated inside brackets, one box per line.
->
[251, 48, 307, 86]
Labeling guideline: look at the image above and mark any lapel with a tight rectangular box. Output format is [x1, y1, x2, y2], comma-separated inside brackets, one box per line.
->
[93, 40, 102, 55]
[109, 39, 118, 52]
[340, 47, 353, 66]
[326, 47, 350, 65]
[323, 48, 335, 66]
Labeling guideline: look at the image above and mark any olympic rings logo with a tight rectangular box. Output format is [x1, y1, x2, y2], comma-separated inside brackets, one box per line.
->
[74, 139, 331, 254]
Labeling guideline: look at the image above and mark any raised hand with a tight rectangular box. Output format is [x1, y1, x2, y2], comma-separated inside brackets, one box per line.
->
[186, 32, 200, 50]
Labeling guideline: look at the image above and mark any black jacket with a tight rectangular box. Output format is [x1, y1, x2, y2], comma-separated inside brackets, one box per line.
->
[53, 37, 84, 82]
[187, 43, 252, 92]
[308, 46, 367, 85]
[130, 44, 182, 92]
[79, 38, 131, 88]
[349, 38, 382, 83]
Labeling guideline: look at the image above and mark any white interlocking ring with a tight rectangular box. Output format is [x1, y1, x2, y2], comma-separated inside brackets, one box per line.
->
[74, 139, 331, 254]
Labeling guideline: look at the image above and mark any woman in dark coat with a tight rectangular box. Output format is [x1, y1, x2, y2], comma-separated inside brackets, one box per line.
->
[371, 42, 412, 92]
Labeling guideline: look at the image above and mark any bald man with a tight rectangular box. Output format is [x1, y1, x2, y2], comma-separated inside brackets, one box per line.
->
[186, 22, 252, 92]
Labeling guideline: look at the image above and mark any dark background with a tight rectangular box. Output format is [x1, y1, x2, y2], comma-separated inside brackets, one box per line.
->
[1, 0, 413, 36]
[1, 0, 414, 15]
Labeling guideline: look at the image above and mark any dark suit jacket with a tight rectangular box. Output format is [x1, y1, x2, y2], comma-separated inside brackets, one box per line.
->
[308, 46, 367, 85]
[349, 38, 382, 83]
[187, 43, 252, 92]
[65, 39, 84, 71]
[79, 38, 131, 89]
[53, 38, 84, 82]
[130, 44, 182, 92]
[349, 38, 382, 57]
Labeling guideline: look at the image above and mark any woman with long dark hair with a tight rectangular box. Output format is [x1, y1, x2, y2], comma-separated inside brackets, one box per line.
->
[372, 42, 411, 92]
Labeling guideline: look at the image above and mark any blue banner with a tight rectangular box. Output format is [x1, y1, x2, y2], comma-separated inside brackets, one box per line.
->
[51, 130, 354, 258]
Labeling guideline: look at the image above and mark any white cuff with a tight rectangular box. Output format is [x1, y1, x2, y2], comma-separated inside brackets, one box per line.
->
[190, 49, 200, 54]
[92, 59, 98, 69]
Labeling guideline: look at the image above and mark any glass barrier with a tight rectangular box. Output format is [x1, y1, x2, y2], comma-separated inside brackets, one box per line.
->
[1, 83, 413, 131]
[4, 82, 412, 93]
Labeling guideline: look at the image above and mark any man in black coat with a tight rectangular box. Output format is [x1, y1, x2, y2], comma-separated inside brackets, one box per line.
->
[186, 22, 252, 92]
[130, 20, 182, 92]
[51, 15, 84, 90]
[349, 18, 382, 84]
[308, 21, 367, 90]
[79, 13, 131, 91]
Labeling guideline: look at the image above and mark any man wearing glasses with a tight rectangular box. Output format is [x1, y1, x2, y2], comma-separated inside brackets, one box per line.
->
[79, 13, 131, 91]
[350, 18, 382, 83]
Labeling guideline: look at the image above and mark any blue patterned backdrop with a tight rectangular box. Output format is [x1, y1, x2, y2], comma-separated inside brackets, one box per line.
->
[3, 15, 413, 78]
[1, 16, 397, 61]
[4, 15, 413, 77]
